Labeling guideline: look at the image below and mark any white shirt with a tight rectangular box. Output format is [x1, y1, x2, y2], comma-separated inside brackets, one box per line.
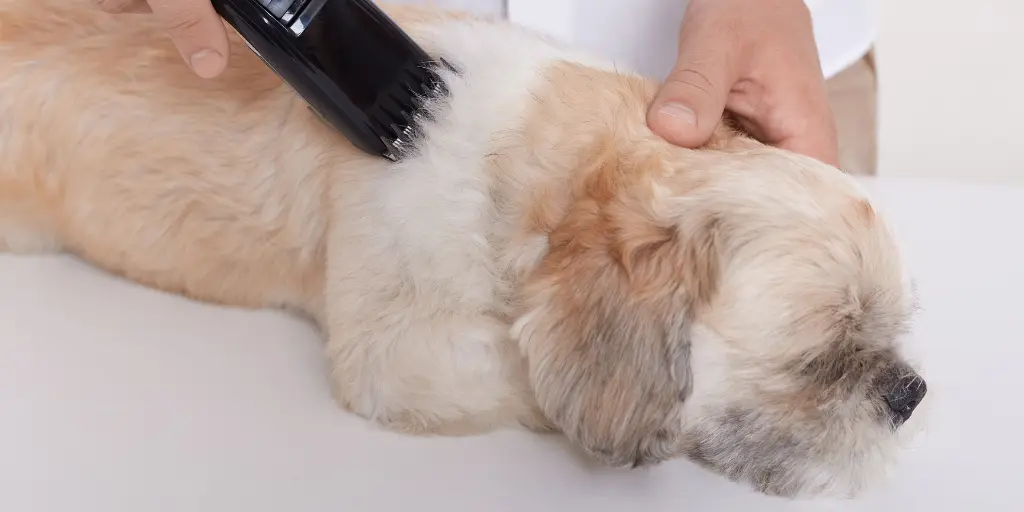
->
[386, 0, 877, 81]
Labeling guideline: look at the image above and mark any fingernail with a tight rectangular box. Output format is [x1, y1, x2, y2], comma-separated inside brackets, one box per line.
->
[189, 49, 224, 79]
[657, 102, 698, 130]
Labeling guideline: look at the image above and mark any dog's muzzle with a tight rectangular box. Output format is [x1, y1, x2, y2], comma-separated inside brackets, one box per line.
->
[878, 368, 927, 426]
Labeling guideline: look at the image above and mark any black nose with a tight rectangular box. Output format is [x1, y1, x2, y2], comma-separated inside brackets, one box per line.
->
[883, 374, 927, 425]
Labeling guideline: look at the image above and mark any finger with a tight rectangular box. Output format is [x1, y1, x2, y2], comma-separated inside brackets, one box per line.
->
[776, 127, 840, 168]
[647, 14, 740, 148]
[760, 87, 840, 167]
[146, 0, 229, 78]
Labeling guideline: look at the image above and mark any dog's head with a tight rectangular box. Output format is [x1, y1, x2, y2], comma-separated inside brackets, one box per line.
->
[510, 107, 923, 497]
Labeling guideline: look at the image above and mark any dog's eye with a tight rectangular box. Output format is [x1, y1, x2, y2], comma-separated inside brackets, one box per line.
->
[797, 341, 879, 392]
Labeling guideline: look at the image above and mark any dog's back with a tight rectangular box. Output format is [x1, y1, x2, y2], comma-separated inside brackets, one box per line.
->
[0, 2, 332, 313]
[0, 1, 592, 318]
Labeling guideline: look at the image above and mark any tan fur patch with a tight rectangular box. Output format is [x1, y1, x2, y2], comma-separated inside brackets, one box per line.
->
[504, 61, 743, 466]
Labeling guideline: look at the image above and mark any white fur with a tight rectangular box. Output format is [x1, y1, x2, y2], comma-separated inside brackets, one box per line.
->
[321, 18, 621, 430]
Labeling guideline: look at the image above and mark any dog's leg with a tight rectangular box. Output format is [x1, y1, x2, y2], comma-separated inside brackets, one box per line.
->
[0, 145, 61, 254]
[0, 206, 60, 254]
[324, 306, 549, 436]
[321, 229, 549, 434]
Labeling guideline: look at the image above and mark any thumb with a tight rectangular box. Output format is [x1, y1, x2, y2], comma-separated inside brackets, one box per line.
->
[147, 0, 230, 79]
[647, 27, 737, 148]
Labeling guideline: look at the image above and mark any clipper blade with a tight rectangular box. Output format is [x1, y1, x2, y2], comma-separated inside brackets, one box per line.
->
[370, 61, 452, 161]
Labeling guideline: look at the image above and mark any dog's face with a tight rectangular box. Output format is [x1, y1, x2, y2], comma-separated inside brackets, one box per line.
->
[512, 138, 924, 498]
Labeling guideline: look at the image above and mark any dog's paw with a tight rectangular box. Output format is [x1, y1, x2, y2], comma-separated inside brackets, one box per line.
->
[0, 211, 59, 254]
[329, 382, 506, 437]
[520, 412, 558, 434]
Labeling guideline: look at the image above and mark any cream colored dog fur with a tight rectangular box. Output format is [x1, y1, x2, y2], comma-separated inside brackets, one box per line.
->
[0, 0, 926, 498]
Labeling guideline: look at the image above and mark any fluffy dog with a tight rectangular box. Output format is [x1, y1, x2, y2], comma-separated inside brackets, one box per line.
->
[0, 0, 927, 498]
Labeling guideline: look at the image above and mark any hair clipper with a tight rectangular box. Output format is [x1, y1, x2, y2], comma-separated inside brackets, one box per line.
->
[210, 0, 449, 160]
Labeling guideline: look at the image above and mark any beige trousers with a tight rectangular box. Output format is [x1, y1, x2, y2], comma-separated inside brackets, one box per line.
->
[825, 49, 878, 176]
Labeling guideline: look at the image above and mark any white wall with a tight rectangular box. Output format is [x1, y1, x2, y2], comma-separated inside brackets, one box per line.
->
[876, 0, 1024, 184]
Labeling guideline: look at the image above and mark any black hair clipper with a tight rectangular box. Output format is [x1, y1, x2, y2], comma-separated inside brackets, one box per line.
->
[210, 0, 449, 160]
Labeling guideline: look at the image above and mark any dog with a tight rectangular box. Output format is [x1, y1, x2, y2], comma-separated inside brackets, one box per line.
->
[0, 0, 927, 498]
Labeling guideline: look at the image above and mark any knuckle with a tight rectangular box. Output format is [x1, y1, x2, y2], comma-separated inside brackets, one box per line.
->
[667, 68, 715, 90]
[93, 0, 137, 11]
[165, 15, 204, 37]
[664, 68, 723, 102]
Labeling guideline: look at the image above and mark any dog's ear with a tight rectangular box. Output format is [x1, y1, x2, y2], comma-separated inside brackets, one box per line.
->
[512, 181, 721, 467]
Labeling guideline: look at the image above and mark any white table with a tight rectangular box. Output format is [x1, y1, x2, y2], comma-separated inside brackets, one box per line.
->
[1, 177, 1020, 511]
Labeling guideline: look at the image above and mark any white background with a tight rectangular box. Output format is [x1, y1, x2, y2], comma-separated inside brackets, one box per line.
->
[877, 0, 1024, 184]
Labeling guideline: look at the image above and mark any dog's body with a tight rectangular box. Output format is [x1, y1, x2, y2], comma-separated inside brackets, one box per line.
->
[0, 0, 925, 498]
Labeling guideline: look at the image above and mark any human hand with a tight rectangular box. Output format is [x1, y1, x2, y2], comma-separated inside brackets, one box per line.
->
[93, 0, 230, 79]
[646, 0, 839, 167]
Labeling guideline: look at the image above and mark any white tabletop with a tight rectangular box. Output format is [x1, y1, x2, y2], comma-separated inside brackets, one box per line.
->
[1, 176, 1020, 511]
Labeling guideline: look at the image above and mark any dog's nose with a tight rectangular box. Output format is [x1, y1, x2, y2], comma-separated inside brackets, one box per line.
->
[883, 374, 927, 424]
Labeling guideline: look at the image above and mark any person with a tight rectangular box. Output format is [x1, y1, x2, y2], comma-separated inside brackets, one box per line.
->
[91, 0, 878, 175]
